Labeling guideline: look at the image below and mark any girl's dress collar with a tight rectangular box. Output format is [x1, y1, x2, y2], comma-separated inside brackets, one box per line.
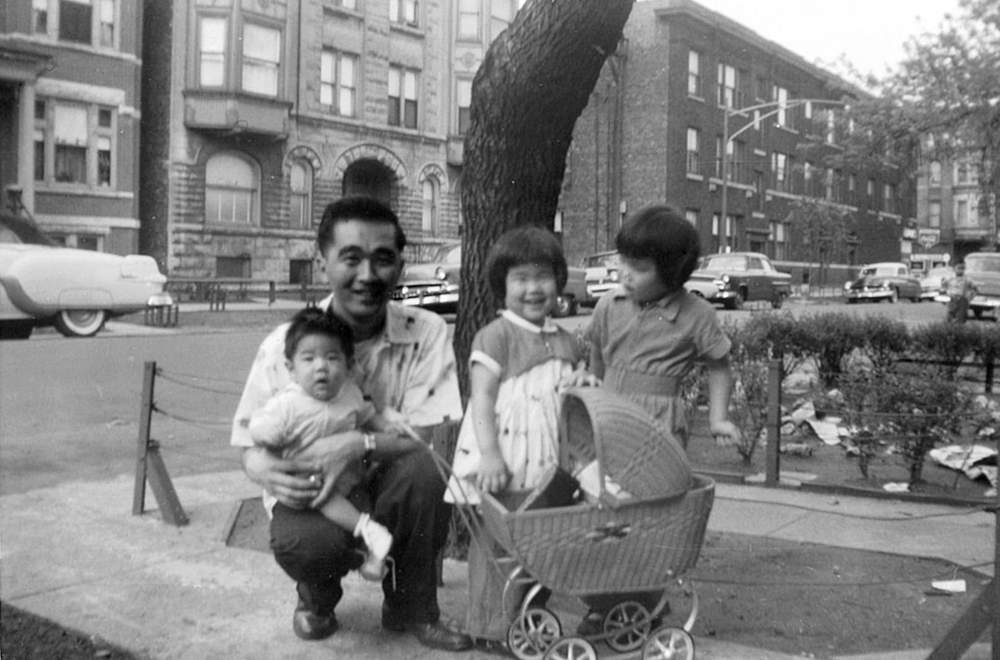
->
[501, 309, 558, 334]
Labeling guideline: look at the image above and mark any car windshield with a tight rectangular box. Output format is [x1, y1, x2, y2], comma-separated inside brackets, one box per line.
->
[426, 244, 461, 264]
[965, 255, 1000, 274]
[583, 252, 620, 269]
[702, 256, 747, 271]
[861, 265, 900, 277]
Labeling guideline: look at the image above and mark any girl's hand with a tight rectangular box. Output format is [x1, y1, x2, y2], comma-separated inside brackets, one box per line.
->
[560, 361, 601, 389]
[709, 419, 742, 447]
[475, 452, 510, 494]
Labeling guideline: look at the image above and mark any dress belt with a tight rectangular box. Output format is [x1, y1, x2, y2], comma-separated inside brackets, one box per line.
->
[605, 366, 680, 396]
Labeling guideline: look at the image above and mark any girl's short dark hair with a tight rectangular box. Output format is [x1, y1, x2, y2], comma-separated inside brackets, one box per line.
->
[616, 204, 701, 289]
[284, 306, 355, 362]
[486, 225, 568, 300]
[316, 196, 407, 257]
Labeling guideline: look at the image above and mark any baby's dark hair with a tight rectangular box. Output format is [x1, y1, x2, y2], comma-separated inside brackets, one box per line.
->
[486, 225, 568, 300]
[283, 306, 355, 362]
[616, 204, 701, 289]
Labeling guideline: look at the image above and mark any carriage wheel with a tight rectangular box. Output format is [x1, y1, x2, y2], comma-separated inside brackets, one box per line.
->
[602, 600, 652, 652]
[543, 636, 598, 660]
[641, 626, 695, 660]
[507, 607, 562, 660]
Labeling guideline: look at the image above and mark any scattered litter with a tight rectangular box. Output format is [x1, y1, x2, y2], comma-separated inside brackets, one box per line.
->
[802, 419, 842, 445]
[928, 444, 998, 488]
[780, 442, 814, 457]
[882, 482, 910, 493]
[930, 579, 966, 594]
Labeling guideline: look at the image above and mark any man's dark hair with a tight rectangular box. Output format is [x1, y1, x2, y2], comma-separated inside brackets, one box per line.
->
[316, 196, 407, 256]
[616, 203, 701, 289]
[486, 225, 569, 300]
[284, 306, 355, 362]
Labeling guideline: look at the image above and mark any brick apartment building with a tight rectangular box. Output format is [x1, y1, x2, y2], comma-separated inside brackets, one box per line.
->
[914, 150, 998, 263]
[0, 0, 144, 254]
[141, 0, 523, 283]
[558, 0, 916, 280]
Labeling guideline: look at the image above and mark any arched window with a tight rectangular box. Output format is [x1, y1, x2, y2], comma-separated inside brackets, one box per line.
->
[289, 161, 312, 228]
[205, 152, 258, 224]
[929, 161, 942, 186]
[421, 176, 439, 235]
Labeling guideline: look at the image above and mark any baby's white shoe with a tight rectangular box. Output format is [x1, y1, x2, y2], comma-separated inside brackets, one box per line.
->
[355, 513, 392, 581]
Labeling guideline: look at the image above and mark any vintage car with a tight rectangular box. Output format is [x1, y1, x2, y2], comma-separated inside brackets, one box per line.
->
[966, 252, 1000, 320]
[0, 214, 173, 339]
[843, 262, 922, 303]
[685, 252, 792, 309]
[392, 241, 589, 317]
[580, 250, 621, 306]
[918, 266, 955, 301]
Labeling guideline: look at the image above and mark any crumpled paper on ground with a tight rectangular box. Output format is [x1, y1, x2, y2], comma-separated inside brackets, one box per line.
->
[928, 444, 998, 489]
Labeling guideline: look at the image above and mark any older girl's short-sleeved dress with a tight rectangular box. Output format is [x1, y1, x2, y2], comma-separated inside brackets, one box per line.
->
[587, 287, 730, 447]
[445, 310, 581, 505]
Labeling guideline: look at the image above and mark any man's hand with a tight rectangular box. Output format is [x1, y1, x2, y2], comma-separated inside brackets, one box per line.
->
[242, 446, 322, 509]
[560, 361, 601, 389]
[709, 419, 742, 447]
[475, 451, 510, 494]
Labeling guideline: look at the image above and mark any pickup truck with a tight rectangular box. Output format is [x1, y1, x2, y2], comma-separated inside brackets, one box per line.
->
[965, 252, 1000, 320]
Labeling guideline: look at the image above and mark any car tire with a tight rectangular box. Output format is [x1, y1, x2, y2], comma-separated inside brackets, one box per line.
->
[771, 293, 786, 309]
[0, 320, 33, 340]
[886, 289, 898, 304]
[724, 291, 744, 310]
[553, 294, 577, 318]
[54, 309, 108, 337]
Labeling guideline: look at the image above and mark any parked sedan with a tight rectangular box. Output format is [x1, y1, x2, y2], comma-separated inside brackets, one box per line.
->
[686, 252, 792, 309]
[0, 214, 173, 339]
[581, 250, 621, 306]
[843, 262, 922, 303]
[917, 266, 955, 301]
[392, 242, 589, 316]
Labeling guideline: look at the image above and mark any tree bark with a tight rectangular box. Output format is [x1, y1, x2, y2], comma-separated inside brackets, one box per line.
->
[456, 0, 634, 401]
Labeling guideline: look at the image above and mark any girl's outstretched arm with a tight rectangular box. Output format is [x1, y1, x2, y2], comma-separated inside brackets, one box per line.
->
[705, 355, 742, 446]
[469, 362, 509, 493]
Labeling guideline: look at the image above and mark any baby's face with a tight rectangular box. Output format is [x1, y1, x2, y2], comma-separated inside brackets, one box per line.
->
[287, 333, 350, 402]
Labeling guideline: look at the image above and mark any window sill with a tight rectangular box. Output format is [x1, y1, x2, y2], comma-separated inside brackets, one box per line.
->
[687, 94, 704, 103]
[323, 5, 364, 20]
[390, 22, 425, 38]
[686, 173, 704, 181]
[37, 186, 133, 199]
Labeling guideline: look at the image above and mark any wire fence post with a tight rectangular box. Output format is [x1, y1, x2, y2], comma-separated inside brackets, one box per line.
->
[765, 359, 782, 487]
[132, 360, 189, 526]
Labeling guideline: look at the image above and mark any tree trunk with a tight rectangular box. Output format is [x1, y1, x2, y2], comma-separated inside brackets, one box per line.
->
[456, 0, 634, 401]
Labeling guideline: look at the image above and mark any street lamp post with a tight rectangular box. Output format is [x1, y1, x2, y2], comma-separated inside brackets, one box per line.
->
[719, 98, 847, 252]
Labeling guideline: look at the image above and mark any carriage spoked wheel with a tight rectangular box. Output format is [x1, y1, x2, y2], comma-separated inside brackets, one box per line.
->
[602, 599, 653, 652]
[507, 607, 562, 660]
[542, 636, 598, 660]
[641, 626, 695, 660]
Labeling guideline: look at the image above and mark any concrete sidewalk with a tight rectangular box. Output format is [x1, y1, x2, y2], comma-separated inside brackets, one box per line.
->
[1, 470, 994, 659]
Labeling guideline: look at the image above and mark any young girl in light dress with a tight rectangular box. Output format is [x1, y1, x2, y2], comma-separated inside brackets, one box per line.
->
[446, 225, 585, 645]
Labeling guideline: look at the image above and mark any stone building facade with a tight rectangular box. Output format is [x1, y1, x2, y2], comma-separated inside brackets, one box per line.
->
[1, 0, 144, 254]
[558, 0, 916, 280]
[141, 0, 521, 282]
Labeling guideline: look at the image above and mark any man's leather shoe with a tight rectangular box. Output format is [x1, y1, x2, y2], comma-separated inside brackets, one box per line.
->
[292, 601, 338, 640]
[383, 620, 472, 652]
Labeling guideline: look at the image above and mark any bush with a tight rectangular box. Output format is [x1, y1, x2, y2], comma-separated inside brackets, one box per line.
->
[795, 313, 866, 387]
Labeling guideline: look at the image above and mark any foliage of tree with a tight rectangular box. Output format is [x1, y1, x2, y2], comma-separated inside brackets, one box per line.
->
[783, 197, 851, 286]
[834, 0, 1000, 239]
[456, 0, 634, 399]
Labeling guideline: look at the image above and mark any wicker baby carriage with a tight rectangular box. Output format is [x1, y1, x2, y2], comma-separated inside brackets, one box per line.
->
[475, 387, 715, 660]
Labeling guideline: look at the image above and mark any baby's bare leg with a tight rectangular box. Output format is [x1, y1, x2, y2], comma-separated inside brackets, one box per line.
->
[318, 493, 361, 532]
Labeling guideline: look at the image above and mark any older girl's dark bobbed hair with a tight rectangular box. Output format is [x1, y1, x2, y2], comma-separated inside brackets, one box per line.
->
[616, 203, 701, 289]
[486, 225, 568, 300]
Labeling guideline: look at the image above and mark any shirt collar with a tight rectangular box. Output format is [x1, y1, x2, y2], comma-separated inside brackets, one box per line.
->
[501, 309, 559, 334]
[317, 294, 422, 345]
[611, 287, 683, 322]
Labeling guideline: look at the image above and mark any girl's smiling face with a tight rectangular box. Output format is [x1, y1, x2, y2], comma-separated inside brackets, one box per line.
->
[619, 256, 671, 304]
[504, 263, 558, 325]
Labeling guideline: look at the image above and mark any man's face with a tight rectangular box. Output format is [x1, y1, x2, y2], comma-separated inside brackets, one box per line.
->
[321, 219, 403, 325]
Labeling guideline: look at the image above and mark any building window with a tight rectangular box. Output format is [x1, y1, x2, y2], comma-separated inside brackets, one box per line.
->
[955, 198, 971, 227]
[457, 79, 472, 134]
[321, 50, 357, 117]
[929, 161, 942, 185]
[34, 130, 46, 181]
[98, 0, 114, 46]
[388, 66, 418, 129]
[458, 0, 480, 40]
[59, 0, 92, 43]
[687, 50, 701, 97]
[711, 213, 720, 253]
[216, 255, 251, 278]
[491, 0, 515, 41]
[769, 221, 786, 260]
[289, 161, 312, 229]
[33, 0, 49, 33]
[685, 209, 698, 226]
[883, 183, 896, 214]
[772, 152, 789, 191]
[928, 201, 941, 228]
[866, 178, 875, 201]
[686, 127, 700, 174]
[242, 23, 281, 96]
[848, 173, 856, 194]
[955, 158, 977, 185]
[52, 103, 87, 183]
[725, 215, 737, 250]
[205, 152, 258, 225]
[773, 85, 789, 127]
[728, 140, 747, 183]
[289, 259, 313, 285]
[390, 0, 419, 27]
[198, 17, 227, 87]
[717, 63, 739, 108]
[825, 110, 836, 144]
[803, 161, 814, 196]
[421, 177, 439, 234]
[825, 168, 835, 201]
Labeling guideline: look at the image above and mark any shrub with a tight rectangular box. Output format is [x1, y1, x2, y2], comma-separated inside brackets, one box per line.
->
[796, 313, 866, 387]
[857, 315, 909, 370]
